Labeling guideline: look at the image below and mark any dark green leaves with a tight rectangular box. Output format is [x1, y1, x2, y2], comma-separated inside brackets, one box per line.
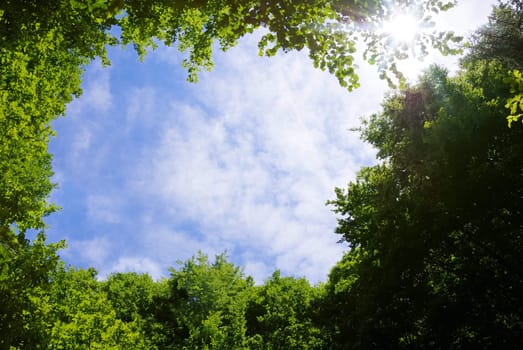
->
[326, 61, 523, 348]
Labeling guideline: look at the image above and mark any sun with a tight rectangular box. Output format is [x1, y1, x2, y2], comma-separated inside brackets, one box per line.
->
[382, 14, 420, 42]
[376, 12, 427, 81]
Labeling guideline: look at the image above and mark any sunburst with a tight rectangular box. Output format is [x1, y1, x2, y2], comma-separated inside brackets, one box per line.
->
[382, 14, 420, 43]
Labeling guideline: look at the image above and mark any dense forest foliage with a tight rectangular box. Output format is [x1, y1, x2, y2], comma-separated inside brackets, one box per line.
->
[1, 0, 522, 348]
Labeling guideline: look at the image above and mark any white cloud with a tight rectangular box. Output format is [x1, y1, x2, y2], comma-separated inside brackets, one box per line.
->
[53, 62, 114, 177]
[125, 86, 157, 125]
[141, 225, 228, 265]
[436, 0, 495, 35]
[69, 125, 92, 160]
[78, 64, 113, 112]
[65, 62, 112, 116]
[130, 38, 381, 283]
[63, 236, 112, 267]
[86, 194, 123, 224]
[243, 259, 272, 285]
[49, 0, 497, 284]
[100, 256, 164, 280]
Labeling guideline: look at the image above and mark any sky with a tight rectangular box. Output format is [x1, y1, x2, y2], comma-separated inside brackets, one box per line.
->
[44, 0, 496, 284]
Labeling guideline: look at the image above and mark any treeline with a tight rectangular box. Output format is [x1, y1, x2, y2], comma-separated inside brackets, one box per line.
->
[2, 250, 329, 349]
[1, 1, 523, 349]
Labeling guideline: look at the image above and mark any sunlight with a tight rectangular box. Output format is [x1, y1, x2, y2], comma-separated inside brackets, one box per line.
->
[376, 12, 426, 81]
[382, 14, 420, 42]
[396, 55, 426, 81]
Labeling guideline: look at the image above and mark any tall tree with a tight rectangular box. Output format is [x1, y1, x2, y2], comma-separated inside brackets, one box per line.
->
[159, 252, 253, 349]
[464, 1, 523, 126]
[465, 0, 523, 70]
[326, 61, 523, 348]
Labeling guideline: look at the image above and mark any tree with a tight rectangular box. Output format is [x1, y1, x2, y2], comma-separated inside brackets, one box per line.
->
[103, 272, 158, 323]
[48, 265, 150, 349]
[0, 234, 64, 349]
[464, 1, 523, 126]
[466, 1, 523, 70]
[326, 61, 523, 348]
[160, 252, 253, 349]
[245, 271, 326, 349]
[102, 272, 168, 348]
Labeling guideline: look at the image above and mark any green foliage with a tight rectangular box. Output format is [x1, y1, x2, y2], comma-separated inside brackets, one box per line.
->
[163, 252, 253, 350]
[466, 2, 523, 70]
[103, 272, 158, 323]
[48, 266, 150, 349]
[465, 2, 523, 126]
[102, 272, 169, 348]
[326, 62, 523, 348]
[245, 271, 326, 349]
[505, 69, 523, 127]
[0, 0, 118, 235]
[0, 34, 81, 235]
[0, 1, 504, 349]
[0, 233, 64, 349]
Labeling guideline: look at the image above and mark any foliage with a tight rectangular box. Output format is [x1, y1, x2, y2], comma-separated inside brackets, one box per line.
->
[161, 252, 253, 350]
[464, 1, 523, 126]
[0, 28, 83, 235]
[0, 2, 456, 346]
[0, 233, 64, 349]
[2, 1, 517, 349]
[48, 266, 150, 349]
[0, 2, 463, 316]
[505, 69, 523, 127]
[466, 1, 523, 70]
[245, 271, 326, 349]
[326, 62, 523, 348]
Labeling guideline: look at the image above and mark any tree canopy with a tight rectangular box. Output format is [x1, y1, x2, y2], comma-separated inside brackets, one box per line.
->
[2, 1, 523, 349]
[326, 40, 523, 350]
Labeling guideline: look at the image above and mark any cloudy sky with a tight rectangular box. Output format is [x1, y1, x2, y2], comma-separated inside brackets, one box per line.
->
[45, 0, 496, 283]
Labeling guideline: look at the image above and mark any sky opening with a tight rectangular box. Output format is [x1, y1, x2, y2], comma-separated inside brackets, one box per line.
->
[46, 0, 496, 284]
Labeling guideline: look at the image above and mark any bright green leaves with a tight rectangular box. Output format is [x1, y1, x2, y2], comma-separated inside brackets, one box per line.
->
[115, 0, 460, 88]
[0, 0, 119, 242]
[0, 1, 87, 235]
[4, 253, 328, 349]
[308, 26, 360, 90]
[0, 233, 65, 349]
[0, 49, 69, 234]
[167, 252, 253, 350]
[464, 2, 523, 127]
[49, 266, 151, 350]
[245, 271, 326, 349]
[505, 69, 523, 127]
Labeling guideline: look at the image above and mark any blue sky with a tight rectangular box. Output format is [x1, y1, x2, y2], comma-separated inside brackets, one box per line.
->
[44, 0, 495, 283]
